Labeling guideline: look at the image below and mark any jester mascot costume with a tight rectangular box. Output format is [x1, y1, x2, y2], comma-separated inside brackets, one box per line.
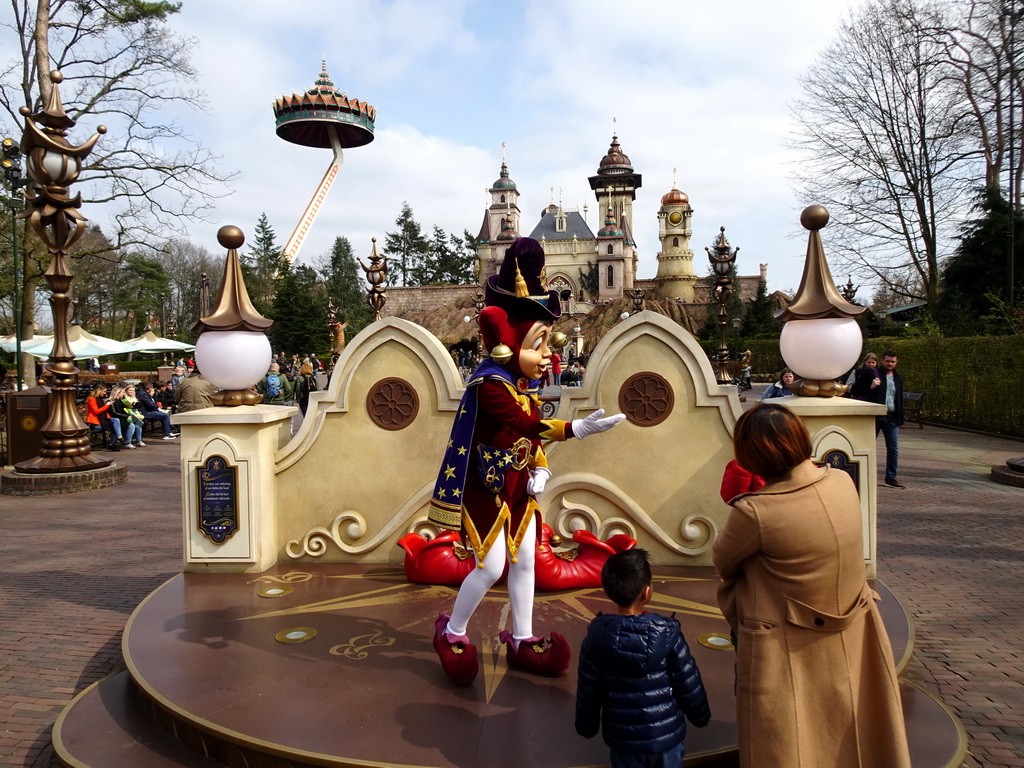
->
[428, 237, 625, 686]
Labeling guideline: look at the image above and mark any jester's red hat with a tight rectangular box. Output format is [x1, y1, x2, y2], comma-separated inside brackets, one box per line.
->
[485, 237, 562, 322]
[480, 238, 561, 378]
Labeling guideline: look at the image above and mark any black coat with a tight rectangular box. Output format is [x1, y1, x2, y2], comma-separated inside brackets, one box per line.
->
[868, 369, 905, 425]
[137, 390, 161, 414]
[575, 612, 710, 756]
[848, 366, 880, 401]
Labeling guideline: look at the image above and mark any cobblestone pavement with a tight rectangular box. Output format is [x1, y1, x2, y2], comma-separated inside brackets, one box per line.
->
[1, 416, 1022, 767]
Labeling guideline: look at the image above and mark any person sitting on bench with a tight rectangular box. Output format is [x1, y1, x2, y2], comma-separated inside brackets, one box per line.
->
[137, 381, 178, 439]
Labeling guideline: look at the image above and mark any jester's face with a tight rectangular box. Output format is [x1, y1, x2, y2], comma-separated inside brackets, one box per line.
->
[518, 321, 553, 381]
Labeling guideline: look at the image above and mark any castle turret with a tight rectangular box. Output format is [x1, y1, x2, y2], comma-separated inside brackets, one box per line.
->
[588, 132, 641, 246]
[476, 155, 522, 282]
[654, 177, 696, 302]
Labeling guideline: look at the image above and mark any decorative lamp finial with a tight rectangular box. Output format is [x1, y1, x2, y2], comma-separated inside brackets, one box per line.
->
[193, 226, 274, 406]
[777, 205, 866, 396]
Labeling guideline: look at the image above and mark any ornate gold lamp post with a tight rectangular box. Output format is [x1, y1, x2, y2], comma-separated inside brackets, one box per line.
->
[14, 70, 110, 473]
[706, 226, 738, 385]
[192, 226, 275, 406]
[776, 206, 866, 396]
[358, 238, 388, 321]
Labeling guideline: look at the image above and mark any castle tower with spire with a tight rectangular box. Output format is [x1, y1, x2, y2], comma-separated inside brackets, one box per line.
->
[474, 146, 521, 281]
[596, 203, 634, 301]
[588, 128, 642, 250]
[653, 174, 697, 302]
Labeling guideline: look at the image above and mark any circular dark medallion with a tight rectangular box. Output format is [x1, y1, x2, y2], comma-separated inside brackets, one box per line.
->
[367, 378, 419, 431]
[619, 372, 674, 427]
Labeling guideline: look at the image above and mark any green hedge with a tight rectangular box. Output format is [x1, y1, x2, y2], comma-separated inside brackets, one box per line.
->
[879, 336, 1023, 438]
[701, 335, 1024, 438]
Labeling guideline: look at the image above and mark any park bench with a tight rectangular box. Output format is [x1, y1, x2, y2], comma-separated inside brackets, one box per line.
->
[903, 392, 925, 428]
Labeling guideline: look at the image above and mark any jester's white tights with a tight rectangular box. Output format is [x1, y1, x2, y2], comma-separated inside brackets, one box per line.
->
[445, 516, 537, 644]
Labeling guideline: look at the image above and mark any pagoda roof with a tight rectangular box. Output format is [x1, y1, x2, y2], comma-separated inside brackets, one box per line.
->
[273, 61, 376, 149]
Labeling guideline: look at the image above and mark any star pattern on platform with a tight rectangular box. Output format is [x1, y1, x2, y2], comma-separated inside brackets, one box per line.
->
[239, 570, 724, 703]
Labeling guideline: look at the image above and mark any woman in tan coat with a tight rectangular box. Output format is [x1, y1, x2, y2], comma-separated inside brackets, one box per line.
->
[713, 403, 910, 768]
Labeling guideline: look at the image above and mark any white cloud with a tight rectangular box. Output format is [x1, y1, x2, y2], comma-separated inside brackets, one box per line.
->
[3, 0, 867, 296]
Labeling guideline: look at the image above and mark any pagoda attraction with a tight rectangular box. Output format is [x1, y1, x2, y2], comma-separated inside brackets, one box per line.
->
[272, 62, 376, 261]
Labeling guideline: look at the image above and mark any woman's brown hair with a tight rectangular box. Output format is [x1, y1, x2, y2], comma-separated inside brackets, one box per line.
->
[733, 402, 812, 480]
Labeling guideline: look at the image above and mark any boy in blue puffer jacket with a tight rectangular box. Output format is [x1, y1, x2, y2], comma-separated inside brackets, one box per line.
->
[575, 548, 710, 767]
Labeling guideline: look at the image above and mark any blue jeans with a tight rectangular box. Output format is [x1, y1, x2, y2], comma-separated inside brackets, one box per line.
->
[876, 414, 900, 481]
[124, 419, 142, 445]
[610, 742, 683, 768]
[102, 419, 122, 445]
[146, 410, 173, 436]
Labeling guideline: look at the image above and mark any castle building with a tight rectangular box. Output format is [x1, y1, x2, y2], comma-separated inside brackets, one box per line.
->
[475, 133, 714, 307]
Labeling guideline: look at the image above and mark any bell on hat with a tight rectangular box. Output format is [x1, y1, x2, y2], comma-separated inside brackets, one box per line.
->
[485, 237, 561, 321]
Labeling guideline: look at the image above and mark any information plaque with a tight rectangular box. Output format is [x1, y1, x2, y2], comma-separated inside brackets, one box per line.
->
[197, 455, 240, 543]
[816, 449, 860, 494]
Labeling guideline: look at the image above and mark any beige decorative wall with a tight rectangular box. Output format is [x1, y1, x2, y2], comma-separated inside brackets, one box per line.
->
[179, 312, 882, 574]
[275, 313, 742, 567]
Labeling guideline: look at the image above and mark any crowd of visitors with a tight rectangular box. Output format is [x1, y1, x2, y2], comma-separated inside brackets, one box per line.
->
[85, 380, 179, 451]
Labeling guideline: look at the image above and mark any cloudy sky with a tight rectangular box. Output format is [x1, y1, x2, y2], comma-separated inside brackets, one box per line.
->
[23, 0, 866, 294]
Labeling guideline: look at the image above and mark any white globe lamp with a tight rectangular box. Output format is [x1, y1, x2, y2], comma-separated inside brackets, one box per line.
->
[191, 226, 276, 406]
[195, 331, 271, 391]
[775, 206, 866, 397]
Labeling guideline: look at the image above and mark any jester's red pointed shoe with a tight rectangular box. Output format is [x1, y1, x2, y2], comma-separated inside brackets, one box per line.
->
[433, 614, 479, 686]
[498, 630, 571, 677]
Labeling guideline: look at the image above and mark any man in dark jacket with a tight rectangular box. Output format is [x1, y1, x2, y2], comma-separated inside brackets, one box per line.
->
[138, 381, 177, 439]
[576, 549, 710, 766]
[868, 351, 906, 488]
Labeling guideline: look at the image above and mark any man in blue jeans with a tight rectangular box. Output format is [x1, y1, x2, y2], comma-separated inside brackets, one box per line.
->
[869, 351, 905, 488]
[138, 381, 178, 439]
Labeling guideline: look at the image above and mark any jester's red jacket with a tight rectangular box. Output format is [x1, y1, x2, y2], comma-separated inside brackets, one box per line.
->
[428, 362, 574, 564]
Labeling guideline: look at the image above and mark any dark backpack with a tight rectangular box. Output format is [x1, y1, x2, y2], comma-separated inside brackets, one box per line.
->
[265, 373, 281, 398]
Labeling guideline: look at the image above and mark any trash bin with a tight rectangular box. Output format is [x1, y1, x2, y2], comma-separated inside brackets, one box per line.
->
[99, 362, 119, 375]
[5, 384, 51, 466]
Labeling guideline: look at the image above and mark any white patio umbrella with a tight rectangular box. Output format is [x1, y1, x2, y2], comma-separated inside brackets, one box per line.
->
[20, 324, 133, 359]
[121, 329, 195, 353]
[0, 333, 52, 353]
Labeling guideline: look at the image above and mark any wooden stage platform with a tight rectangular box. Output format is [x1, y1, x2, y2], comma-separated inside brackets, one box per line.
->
[53, 564, 966, 767]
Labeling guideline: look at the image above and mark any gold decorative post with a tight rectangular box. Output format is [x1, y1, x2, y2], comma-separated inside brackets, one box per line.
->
[706, 227, 739, 385]
[14, 71, 110, 473]
[358, 238, 388, 321]
[325, 298, 349, 368]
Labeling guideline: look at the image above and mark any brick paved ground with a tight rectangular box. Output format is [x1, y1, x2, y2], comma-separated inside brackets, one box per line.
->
[1, 414, 1022, 767]
[876, 426, 1024, 768]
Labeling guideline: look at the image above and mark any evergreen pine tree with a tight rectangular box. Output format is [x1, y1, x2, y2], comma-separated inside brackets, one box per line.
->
[270, 262, 329, 355]
[321, 236, 372, 337]
[934, 189, 1024, 336]
[415, 226, 476, 285]
[740, 277, 777, 337]
[382, 202, 428, 286]
[243, 213, 288, 315]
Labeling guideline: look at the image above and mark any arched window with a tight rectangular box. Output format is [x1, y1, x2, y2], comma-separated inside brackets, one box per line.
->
[500, 194, 506, 203]
[606, 265, 614, 287]
[607, 244, 614, 255]
[673, 237, 679, 247]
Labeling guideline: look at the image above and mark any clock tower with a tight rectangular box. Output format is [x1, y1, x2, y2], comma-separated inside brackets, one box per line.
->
[654, 177, 697, 302]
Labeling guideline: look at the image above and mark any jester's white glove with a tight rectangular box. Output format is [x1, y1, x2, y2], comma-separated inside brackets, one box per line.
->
[571, 408, 627, 440]
[526, 467, 551, 496]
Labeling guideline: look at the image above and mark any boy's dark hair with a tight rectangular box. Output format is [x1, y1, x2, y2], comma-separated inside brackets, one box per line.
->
[601, 548, 652, 607]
